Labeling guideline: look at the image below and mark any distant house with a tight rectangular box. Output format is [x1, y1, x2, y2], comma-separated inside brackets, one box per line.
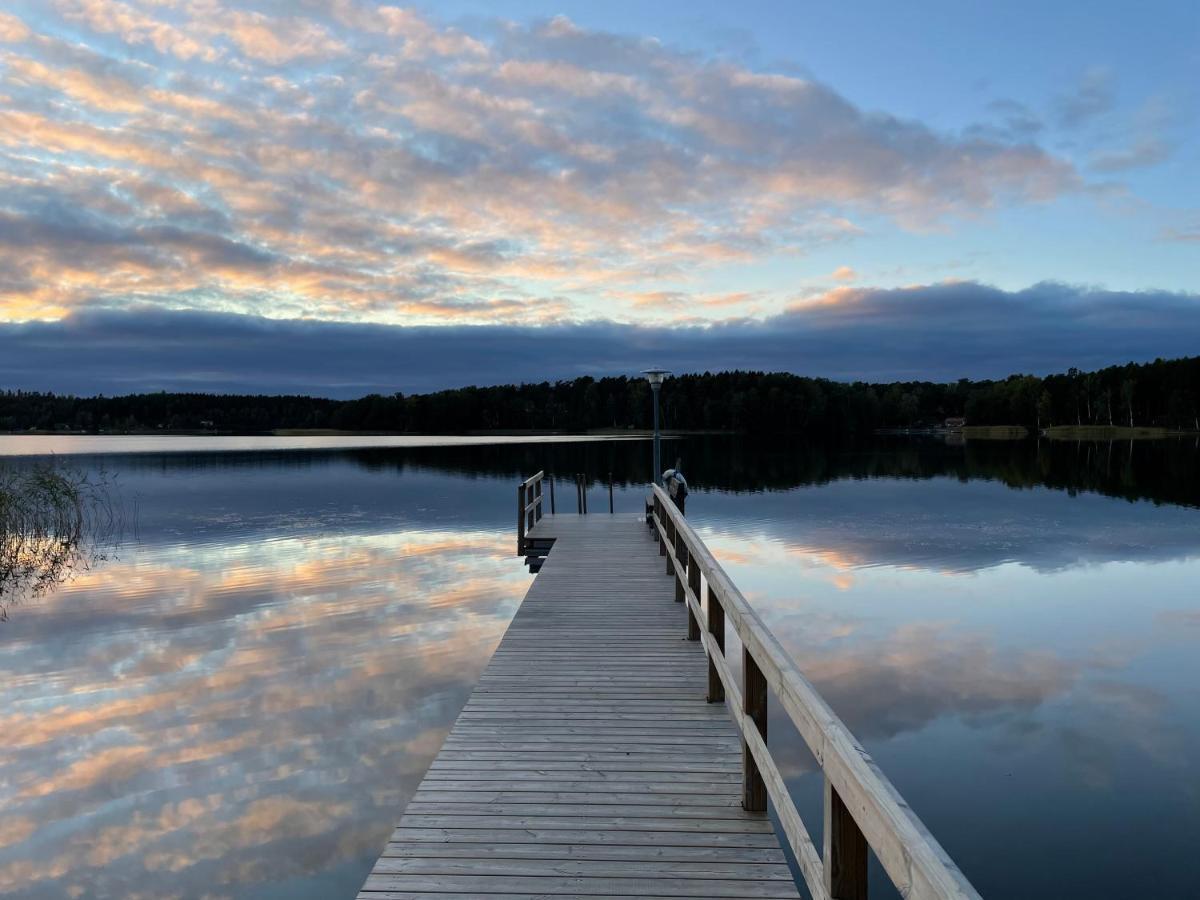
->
[944, 417, 966, 429]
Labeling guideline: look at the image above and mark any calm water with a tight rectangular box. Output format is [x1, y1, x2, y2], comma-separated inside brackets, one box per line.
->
[1, 434, 1198, 898]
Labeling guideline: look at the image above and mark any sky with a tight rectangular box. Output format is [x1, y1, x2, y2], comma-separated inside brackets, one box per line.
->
[0, 0, 1197, 395]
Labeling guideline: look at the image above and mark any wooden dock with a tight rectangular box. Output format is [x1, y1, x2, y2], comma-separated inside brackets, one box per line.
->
[358, 474, 982, 900]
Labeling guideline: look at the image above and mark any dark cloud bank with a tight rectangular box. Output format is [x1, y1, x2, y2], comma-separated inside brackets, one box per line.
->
[3, 281, 1198, 397]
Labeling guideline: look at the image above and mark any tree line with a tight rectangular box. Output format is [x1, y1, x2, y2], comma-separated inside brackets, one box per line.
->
[2, 355, 1197, 435]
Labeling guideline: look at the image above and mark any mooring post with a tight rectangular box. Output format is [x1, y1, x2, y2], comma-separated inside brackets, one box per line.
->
[743, 649, 767, 812]
[824, 776, 869, 899]
[608, 472, 614, 514]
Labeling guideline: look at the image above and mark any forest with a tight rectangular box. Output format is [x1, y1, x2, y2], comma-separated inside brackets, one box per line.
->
[1, 355, 1197, 435]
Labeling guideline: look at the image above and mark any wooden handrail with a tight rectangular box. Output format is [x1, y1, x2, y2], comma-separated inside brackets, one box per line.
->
[516, 471, 544, 556]
[649, 483, 981, 900]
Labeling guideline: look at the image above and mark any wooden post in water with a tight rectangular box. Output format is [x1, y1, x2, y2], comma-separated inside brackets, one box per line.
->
[608, 472, 614, 514]
[707, 585, 725, 702]
[743, 649, 767, 812]
[824, 776, 869, 900]
[549, 476, 555, 514]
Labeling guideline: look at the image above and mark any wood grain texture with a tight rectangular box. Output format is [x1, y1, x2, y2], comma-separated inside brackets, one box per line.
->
[357, 513, 801, 899]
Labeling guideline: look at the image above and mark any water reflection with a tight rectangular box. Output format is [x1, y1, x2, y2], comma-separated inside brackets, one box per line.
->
[0, 435, 1197, 899]
[693, 477, 1200, 576]
[0, 524, 527, 898]
[4, 432, 1197, 509]
[689, 467, 1200, 897]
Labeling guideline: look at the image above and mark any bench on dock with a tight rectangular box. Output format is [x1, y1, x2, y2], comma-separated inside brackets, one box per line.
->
[356, 472, 981, 900]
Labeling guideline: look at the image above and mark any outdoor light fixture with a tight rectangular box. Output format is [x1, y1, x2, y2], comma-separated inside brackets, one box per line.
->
[642, 368, 670, 485]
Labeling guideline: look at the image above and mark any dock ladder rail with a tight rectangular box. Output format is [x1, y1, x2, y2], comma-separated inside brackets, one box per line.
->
[649, 483, 983, 900]
[515, 470, 545, 556]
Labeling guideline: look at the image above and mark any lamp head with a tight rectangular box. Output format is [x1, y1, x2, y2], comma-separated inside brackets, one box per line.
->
[642, 367, 670, 387]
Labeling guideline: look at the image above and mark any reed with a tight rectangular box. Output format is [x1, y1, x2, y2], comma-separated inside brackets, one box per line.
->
[0, 462, 126, 619]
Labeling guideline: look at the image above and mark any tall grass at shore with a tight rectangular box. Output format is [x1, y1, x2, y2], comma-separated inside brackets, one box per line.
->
[0, 462, 126, 619]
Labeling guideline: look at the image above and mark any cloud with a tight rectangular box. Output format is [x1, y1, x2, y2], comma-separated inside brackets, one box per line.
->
[1085, 94, 1180, 173]
[1159, 222, 1200, 243]
[1055, 67, 1116, 129]
[54, 0, 213, 60]
[0, 280, 1197, 395]
[1090, 136, 1172, 172]
[0, 12, 32, 42]
[980, 98, 1044, 140]
[216, 10, 348, 64]
[0, 2, 1081, 323]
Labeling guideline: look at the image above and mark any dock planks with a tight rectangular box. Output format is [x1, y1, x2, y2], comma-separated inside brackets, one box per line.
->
[357, 513, 801, 899]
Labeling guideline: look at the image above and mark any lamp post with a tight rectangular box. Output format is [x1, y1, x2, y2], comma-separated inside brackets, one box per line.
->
[643, 368, 669, 486]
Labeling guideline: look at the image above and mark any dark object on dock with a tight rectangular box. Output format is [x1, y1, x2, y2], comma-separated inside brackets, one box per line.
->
[663, 459, 688, 515]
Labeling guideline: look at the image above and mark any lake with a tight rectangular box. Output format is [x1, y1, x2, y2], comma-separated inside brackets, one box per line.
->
[1, 434, 1198, 898]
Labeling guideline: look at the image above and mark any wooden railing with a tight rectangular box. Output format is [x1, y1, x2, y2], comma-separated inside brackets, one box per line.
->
[516, 470, 544, 556]
[650, 484, 982, 900]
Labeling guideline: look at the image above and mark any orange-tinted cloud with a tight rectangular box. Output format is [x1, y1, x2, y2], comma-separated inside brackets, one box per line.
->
[0, 3, 1080, 324]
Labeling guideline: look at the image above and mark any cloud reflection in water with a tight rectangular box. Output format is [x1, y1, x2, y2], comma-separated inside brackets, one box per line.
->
[2, 438, 1199, 898]
[695, 476, 1200, 897]
[0, 528, 526, 899]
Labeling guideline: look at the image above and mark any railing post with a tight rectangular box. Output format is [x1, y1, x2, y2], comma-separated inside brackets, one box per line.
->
[706, 585, 725, 702]
[665, 518, 675, 575]
[656, 497, 665, 554]
[527, 480, 536, 532]
[576, 474, 583, 514]
[674, 530, 685, 604]
[549, 475, 555, 514]
[516, 482, 526, 557]
[608, 472, 614, 514]
[686, 557, 701, 640]
[534, 478, 543, 522]
[743, 648, 767, 812]
[824, 776, 869, 900]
